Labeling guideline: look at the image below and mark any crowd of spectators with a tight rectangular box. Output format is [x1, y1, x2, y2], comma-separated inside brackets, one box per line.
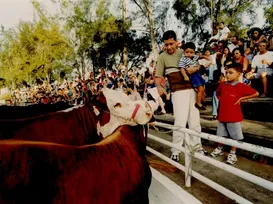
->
[9, 24, 273, 116]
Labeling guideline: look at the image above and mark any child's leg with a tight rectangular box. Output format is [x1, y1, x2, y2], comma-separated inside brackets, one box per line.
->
[230, 146, 237, 154]
[196, 85, 204, 106]
[201, 85, 206, 103]
[226, 122, 243, 164]
[211, 122, 227, 157]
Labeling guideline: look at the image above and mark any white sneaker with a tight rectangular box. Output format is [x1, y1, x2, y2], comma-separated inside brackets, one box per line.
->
[170, 154, 179, 162]
[210, 147, 224, 157]
[226, 153, 237, 165]
[197, 148, 208, 155]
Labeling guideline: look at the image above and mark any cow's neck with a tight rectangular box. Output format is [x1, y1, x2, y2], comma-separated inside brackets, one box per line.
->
[97, 114, 137, 138]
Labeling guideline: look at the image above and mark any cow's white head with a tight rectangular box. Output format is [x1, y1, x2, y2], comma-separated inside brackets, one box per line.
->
[94, 88, 153, 137]
[102, 88, 153, 125]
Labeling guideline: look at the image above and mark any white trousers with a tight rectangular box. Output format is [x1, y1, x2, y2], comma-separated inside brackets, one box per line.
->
[171, 89, 202, 154]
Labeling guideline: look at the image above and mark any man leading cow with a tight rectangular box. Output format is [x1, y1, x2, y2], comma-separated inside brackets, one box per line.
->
[155, 30, 207, 162]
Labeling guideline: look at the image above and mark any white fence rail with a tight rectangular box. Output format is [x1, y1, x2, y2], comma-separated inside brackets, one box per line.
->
[148, 121, 273, 204]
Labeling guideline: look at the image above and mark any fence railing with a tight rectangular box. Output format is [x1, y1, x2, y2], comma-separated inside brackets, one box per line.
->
[147, 121, 273, 204]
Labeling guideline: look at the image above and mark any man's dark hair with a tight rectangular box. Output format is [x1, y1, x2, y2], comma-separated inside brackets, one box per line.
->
[219, 22, 225, 25]
[163, 30, 177, 41]
[232, 36, 239, 40]
[227, 63, 243, 73]
[239, 38, 245, 43]
[182, 42, 196, 51]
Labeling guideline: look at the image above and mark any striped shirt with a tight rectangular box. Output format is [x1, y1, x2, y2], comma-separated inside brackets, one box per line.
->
[178, 56, 199, 69]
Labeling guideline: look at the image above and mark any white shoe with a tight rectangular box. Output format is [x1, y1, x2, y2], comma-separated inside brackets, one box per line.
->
[170, 154, 179, 162]
[226, 153, 237, 165]
[197, 148, 208, 155]
[210, 147, 224, 157]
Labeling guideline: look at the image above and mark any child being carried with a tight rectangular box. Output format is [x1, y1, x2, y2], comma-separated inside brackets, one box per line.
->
[179, 42, 206, 110]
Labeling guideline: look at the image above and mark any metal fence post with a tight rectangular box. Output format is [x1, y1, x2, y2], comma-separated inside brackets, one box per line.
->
[185, 133, 191, 187]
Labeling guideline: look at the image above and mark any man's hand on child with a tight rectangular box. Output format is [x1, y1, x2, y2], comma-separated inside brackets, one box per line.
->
[186, 66, 198, 75]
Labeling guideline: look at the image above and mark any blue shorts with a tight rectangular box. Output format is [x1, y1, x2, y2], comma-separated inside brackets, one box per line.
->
[190, 73, 205, 88]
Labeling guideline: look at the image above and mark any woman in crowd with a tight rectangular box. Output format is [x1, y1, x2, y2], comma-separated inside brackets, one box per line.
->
[249, 28, 266, 50]
[220, 47, 232, 75]
[232, 48, 249, 73]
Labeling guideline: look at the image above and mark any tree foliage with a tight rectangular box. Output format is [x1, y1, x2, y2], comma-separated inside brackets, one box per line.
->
[0, 21, 74, 87]
[172, 0, 262, 45]
[264, 0, 273, 26]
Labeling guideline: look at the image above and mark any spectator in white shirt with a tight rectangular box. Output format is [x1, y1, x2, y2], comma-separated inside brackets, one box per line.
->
[218, 22, 231, 41]
[228, 36, 239, 52]
[199, 49, 218, 82]
[127, 83, 142, 101]
[250, 40, 273, 97]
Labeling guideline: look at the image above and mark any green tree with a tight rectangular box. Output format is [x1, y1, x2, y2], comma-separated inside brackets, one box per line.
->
[0, 20, 74, 87]
[264, 0, 273, 26]
[130, 0, 169, 62]
[51, 0, 120, 77]
[172, 0, 262, 46]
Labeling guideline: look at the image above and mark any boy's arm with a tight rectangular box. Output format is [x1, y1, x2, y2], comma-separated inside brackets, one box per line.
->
[234, 90, 259, 105]
[180, 68, 190, 81]
[215, 83, 222, 99]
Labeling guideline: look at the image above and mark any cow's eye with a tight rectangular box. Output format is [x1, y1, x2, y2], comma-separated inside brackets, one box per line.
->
[114, 103, 121, 108]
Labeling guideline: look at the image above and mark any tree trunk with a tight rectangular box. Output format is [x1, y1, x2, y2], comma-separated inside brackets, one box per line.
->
[122, 0, 128, 74]
[147, 0, 158, 62]
[81, 55, 85, 80]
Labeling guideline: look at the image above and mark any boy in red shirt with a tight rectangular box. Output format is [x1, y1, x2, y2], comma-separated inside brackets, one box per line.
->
[210, 63, 259, 164]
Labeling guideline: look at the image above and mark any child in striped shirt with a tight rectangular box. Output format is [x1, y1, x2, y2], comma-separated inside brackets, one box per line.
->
[179, 42, 206, 110]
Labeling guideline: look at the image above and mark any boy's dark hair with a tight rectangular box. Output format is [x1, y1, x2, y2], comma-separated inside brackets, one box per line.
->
[219, 22, 225, 25]
[224, 60, 232, 67]
[227, 63, 243, 73]
[182, 42, 196, 51]
[127, 83, 134, 90]
[163, 30, 177, 41]
[247, 47, 254, 52]
[144, 72, 152, 79]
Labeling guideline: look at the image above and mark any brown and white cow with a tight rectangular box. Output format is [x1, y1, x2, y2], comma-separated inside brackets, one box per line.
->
[95, 88, 153, 137]
[0, 88, 153, 144]
[0, 125, 151, 204]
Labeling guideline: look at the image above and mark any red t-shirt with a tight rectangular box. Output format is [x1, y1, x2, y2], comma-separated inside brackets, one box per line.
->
[216, 81, 257, 122]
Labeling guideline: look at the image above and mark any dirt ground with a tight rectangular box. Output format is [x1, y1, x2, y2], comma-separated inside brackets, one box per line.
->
[147, 129, 273, 204]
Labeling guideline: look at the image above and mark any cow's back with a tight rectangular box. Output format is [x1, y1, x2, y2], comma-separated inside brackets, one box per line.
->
[0, 105, 100, 145]
[0, 126, 151, 204]
[0, 101, 72, 119]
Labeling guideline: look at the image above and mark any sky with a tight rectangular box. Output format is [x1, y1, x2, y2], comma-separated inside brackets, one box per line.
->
[0, 0, 266, 32]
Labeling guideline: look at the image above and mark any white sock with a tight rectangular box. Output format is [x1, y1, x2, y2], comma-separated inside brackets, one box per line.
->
[230, 150, 236, 154]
